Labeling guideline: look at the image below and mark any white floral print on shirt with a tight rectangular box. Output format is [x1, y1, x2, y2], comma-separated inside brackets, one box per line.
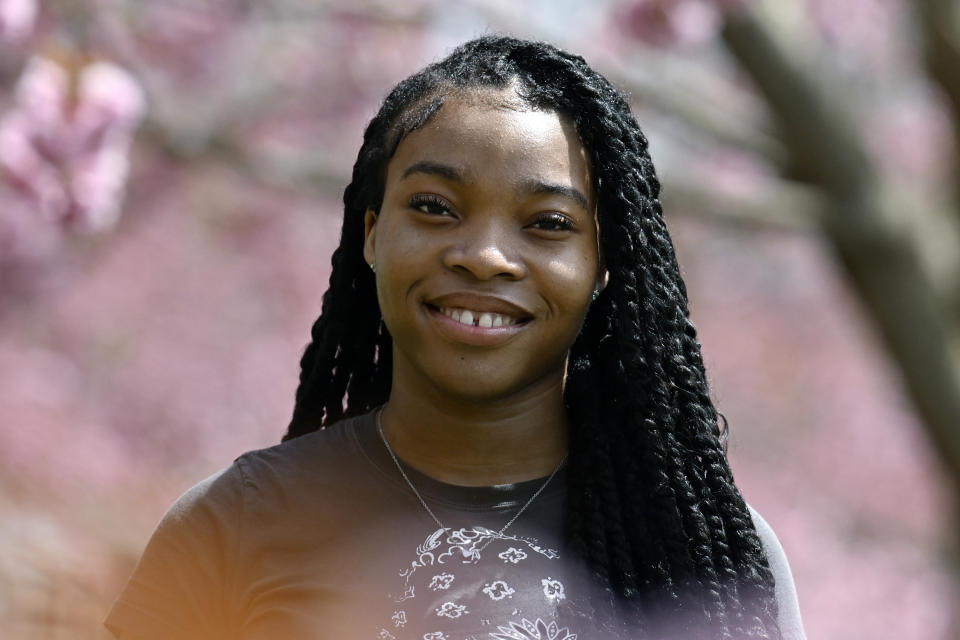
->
[491, 617, 577, 640]
[498, 547, 528, 564]
[429, 572, 455, 591]
[540, 578, 565, 603]
[435, 601, 469, 619]
[483, 580, 516, 601]
[380, 526, 575, 638]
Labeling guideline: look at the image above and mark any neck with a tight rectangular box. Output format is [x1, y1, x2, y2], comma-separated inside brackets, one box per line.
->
[380, 377, 569, 487]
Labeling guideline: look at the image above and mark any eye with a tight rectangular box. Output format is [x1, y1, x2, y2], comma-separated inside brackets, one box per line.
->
[409, 194, 454, 216]
[530, 212, 575, 232]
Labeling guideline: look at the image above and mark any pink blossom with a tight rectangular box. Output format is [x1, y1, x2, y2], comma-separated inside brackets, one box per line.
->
[616, 0, 746, 48]
[0, 56, 146, 232]
[806, 0, 907, 70]
[0, 0, 36, 44]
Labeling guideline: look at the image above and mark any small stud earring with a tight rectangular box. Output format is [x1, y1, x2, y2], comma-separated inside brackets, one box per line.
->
[370, 262, 377, 273]
[591, 288, 600, 302]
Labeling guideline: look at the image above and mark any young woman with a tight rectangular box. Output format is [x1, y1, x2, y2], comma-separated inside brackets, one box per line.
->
[107, 36, 805, 639]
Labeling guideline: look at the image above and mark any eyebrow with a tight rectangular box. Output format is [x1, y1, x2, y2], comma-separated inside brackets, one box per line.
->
[400, 160, 589, 210]
[401, 161, 463, 182]
[519, 179, 589, 210]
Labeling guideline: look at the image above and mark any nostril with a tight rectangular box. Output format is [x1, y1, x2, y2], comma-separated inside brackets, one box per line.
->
[443, 241, 525, 281]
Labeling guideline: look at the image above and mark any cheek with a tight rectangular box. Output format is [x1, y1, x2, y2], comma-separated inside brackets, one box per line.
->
[376, 274, 417, 350]
[372, 227, 432, 324]
[546, 256, 593, 285]
[379, 218, 436, 264]
[546, 251, 598, 307]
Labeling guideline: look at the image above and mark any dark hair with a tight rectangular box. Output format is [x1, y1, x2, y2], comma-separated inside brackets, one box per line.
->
[284, 35, 780, 638]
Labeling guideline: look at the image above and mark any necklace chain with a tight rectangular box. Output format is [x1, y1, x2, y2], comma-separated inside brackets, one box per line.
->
[375, 408, 566, 541]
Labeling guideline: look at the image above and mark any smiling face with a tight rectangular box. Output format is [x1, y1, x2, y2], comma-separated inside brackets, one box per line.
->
[364, 89, 603, 404]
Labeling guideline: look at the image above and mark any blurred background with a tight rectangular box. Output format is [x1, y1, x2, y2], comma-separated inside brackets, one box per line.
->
[1, 0, 959, 638]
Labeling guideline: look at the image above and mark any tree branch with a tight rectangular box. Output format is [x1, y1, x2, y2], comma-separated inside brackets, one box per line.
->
[660, 174, 823, 231]
[721, 6, 960, 500]
[136, 121, 347, 196]
[916, 0, 960, 215]
[610, 62, 788, 167]
[720, 9, 873, 198]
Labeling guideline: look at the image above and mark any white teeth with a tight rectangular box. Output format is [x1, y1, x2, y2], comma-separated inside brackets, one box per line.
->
[438, 307, 518, 328]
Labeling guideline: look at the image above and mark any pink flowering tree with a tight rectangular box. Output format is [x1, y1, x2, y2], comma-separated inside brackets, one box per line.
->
[619, 0, 960, 511]
[607, 0, 960, 632]
[0, 1, 957, 639]
[0, 0, 36, 45]
[0, 55, 145, 232]
[0, 1, 145, 304]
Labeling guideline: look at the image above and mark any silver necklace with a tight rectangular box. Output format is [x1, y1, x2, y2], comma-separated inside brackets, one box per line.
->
[376, 408, 566, 543]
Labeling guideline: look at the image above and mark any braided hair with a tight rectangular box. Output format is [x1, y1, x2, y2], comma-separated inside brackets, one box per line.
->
[284, 36, 781, 638]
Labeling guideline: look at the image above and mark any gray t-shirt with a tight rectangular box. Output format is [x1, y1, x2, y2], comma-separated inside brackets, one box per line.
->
[105, 411, 805, 639]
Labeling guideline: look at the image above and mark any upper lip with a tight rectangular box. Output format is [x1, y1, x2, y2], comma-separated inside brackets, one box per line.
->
[424, 292, 534, 320]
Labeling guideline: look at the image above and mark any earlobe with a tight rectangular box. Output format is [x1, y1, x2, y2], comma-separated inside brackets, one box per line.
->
[363, 209, 378, 267]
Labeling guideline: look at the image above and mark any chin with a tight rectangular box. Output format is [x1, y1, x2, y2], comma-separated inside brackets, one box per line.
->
[427, 365, 561, 406]
[393, 343, 567, 405]
[432, 378, 523, 405]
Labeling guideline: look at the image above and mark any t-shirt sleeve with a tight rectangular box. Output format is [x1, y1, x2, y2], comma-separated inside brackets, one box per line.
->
[748, 505, 806, 640]
[104, 464, 246, 640]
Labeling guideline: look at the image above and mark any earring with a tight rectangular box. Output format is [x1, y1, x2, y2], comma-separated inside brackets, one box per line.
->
[370, 262, 377, 273]
[591, 288, 600, 302]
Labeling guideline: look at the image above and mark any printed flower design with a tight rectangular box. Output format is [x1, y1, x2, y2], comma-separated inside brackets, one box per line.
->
[392, 585, 415, 603]
[442, 527, 495, 563]
[391, 610, 407, 628]
[434, 601, 468, 619]
[482, 580, 516, 601]
[446, 527, 485, 545]
[498, 547, 527, 564]
[491, 617, 577, 640]
[382, 527, 578, 636]
[428, 572, 455, 591]
[541, 577, 566, 602]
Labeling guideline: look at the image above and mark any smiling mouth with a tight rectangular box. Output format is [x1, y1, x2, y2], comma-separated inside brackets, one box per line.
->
[429, 305, 529, 328]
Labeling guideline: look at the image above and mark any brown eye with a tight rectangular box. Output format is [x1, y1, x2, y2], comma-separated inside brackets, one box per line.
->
[409, 195, 453, 216]
[531, 213, 574, 232]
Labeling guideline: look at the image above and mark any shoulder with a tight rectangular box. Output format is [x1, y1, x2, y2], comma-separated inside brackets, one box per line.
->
[105, 469, 245, 639]
[192, 413, 385, 528]
[104, 417, 373, 639]
[156, 415, 367, 529]
[746, 504, 807, 640]
[746, 504, 784, 562]
[230, 414, 366, 490]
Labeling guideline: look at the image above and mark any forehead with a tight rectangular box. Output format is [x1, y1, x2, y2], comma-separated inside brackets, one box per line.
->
[386, 89, 593, 201]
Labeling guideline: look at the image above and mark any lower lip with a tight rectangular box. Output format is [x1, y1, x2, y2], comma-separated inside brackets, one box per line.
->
[425, 305, 528, 347]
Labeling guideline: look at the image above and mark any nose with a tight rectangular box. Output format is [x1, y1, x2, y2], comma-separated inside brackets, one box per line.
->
[442, 220, 526, 281]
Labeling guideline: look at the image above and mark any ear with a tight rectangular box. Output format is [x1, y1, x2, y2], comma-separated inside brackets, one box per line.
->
[593, 210, 607, 295]
[595, 268, 609, 294]
[363, 209, 378, 267]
